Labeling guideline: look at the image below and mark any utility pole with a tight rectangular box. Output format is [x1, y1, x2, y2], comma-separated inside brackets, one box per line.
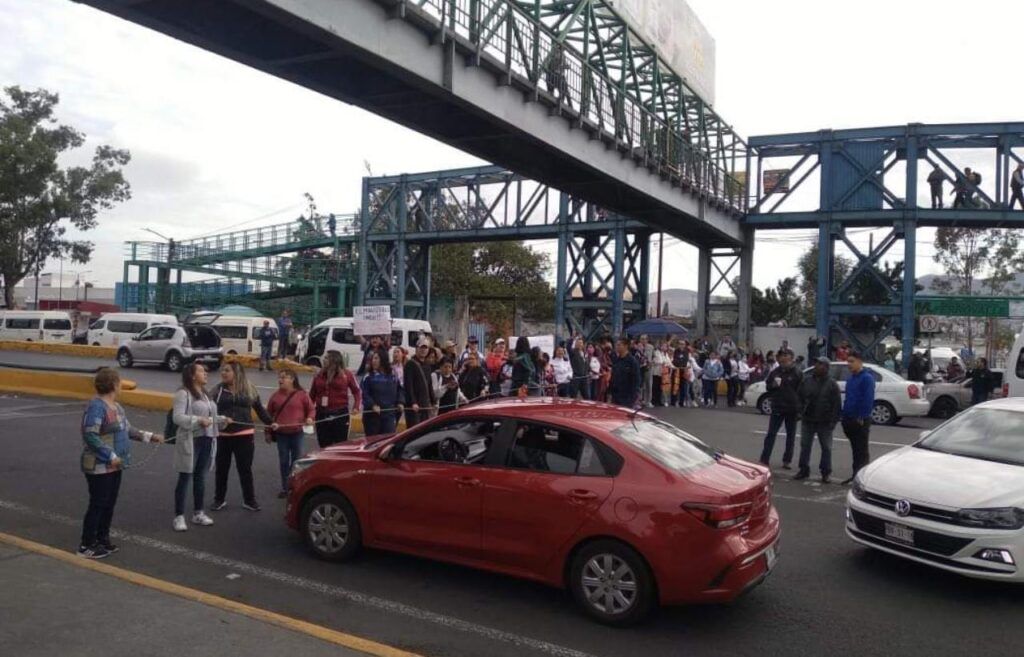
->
[656, 233, 664, 317]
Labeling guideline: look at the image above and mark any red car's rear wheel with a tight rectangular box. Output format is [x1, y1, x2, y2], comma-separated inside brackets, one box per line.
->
[570, 539, 656, 626]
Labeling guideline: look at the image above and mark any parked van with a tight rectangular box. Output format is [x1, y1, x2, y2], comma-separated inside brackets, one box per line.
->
[88, 313, 178, 347]
[206, 314, 278, 356]
[1003, 333, 1024, 398]
[0, 311, 74, 343]
[297, 317, 433, 368]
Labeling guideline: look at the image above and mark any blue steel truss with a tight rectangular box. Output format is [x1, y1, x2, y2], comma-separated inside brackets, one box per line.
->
[746, 123, 1024, 365]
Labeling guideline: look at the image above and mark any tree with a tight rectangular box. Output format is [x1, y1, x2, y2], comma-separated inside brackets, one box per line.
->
[797, 244, 852, 324]
[0, 86, 131, 308]
[751, 277, 802, 326]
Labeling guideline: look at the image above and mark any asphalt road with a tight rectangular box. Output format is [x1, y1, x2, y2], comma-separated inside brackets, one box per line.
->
[2, 389, 1021, 657]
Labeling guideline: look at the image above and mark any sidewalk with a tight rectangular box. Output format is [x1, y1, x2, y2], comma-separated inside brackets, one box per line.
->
[0, 536, 412, 657]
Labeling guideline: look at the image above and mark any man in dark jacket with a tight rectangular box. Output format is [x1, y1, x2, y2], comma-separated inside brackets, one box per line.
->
[967, 357, 995, 406]
[794, 357, 841, 483]
[609, 338, 642, 408]
[403, 340, 435, 427]
[759, 349, 803, 468]
[569, 337, 588, 399]
[840, 351, 876, 484]
[257, 320, 276, 371]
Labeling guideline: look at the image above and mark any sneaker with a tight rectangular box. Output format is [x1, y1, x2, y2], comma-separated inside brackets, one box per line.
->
[211, 500, 227, 511]
[782, 463, 793, 470]
[841, 476, 855, 486]
[242, 501, 261, 512]
[77, 544, 110, 560]
[277, 490, 288, 499]
[100, 540, 119, 554]
[821, 474, 832, 484]
[173, 515, 188, 532]
[793, 470, 810, 481]
[192, 511, 214, 526]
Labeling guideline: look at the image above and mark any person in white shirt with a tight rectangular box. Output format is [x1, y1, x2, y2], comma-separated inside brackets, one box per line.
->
[652, 342, 673, 407]
[689, 358, 704, 407]
[551, 345, 574, 397]
[736, 356, 752, 406]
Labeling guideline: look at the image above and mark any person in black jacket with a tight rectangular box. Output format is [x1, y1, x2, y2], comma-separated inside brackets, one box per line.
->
[403, 340, 435, 427]
[794, 357, 841, 483]
[609, 338, 642, 408]
[458, 353, 490, 401]
[759, 349, 803, 468]
[211, 362, 273, 511]
[967, 357, 995, 406]
[569, 337, 588, 399]
[357, 335, 389, 378]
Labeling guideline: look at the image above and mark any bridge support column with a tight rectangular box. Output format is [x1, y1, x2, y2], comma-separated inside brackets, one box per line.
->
[611, 222, 626, 337]
[900, 219, 917, 371]
[815, 222, 834, 351]
[738, 229, 755, 350]
[138, 264, 150, 313]
[696, 247, 710, 339]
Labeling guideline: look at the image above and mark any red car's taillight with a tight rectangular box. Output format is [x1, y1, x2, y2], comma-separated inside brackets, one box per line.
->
[1003, 383, 1009, 398]
[682, 502, 753, 529]
[908, 384, 920, 399]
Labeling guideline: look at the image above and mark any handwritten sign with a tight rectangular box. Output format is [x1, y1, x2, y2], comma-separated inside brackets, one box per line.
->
[353, 305, 391, 336]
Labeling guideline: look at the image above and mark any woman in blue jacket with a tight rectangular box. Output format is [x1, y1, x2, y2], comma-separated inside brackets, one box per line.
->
[361, 351, 403, 436]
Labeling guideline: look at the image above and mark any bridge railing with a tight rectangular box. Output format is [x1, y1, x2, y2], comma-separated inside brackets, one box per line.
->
[400, 0, 747, 213]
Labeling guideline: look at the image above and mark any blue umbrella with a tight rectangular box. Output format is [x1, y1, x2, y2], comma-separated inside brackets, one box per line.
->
[625, 318, 689, 337]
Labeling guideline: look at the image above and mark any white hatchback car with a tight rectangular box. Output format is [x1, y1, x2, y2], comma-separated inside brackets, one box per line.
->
[846, 399, 1024, 582]
[744, 362, 929, 425]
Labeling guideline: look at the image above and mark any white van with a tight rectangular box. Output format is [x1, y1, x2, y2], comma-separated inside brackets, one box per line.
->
[297, 317, 433, 368]
[209, 315, 279, 356]
[88, 313, 179, 347]
[1003, 334, 1024, 398]
[0, 311, 74, 343]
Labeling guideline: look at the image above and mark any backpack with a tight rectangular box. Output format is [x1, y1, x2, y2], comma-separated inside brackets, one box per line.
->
[163, 409, 177, 444]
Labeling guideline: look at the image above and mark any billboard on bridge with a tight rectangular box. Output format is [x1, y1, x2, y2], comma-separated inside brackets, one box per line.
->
[611, 0, 717, 105]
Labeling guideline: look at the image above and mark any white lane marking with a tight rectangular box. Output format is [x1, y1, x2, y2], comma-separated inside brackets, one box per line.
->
[773, 494, 844, 506]
[0, 410, 84, 421]
[0, 499, 594, 657]
[747, 431, 908, 448]
[0, 401, 83, 414]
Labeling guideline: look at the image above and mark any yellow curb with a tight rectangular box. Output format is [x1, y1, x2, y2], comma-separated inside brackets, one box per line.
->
[224, 353, 317, 373]
[0, 532, 425, 657]
[0, 340, 117, 359]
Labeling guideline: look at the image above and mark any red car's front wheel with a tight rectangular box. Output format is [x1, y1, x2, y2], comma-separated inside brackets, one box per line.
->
[301, 491, 362, 562]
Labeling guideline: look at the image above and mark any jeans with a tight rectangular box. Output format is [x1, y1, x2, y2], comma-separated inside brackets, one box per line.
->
[363, 410, 398, 436]
[726, 378, 738, 406]
[841, 417, 872, 475]
[214, 436, 256, 505]
[760, 413, 798, 465]
[641, 368, 653, 405]
[652, 376, 663, 406]
[702, 379, 719, 406]
[556, 383, 571, 398]
[797, 421, 834, 476]
[175, 435, 213, 515]
[1011, 186, 1024, 210]
[81, 471, 122, 547]
[278, 332, 289, 358]
[259, 345, 273, 369]
[930, 187, 943, 209]
[275, 432, 304, 492]
[315, 408, 349, 449]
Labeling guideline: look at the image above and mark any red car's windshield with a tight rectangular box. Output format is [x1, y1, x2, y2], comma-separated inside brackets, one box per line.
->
[613, 419, 717, 473]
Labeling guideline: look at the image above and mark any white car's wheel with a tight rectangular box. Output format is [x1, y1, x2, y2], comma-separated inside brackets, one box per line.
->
[871, 401, 897, 426]
[757, 395, 772, 415]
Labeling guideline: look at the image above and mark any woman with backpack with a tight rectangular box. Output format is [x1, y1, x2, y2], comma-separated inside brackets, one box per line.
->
[172, 363, 226, 532]
[266, 368, 315, 498]
[361, 351, 403, 436]
[309, 350, 362, 448]
[210, 362, 273, 512]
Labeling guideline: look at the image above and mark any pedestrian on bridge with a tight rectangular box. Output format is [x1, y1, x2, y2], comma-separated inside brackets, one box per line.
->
[211, 362, 272, 512]
[172, 363, 225, 532]
[257, 319, 275, 371]
[927, 165, 945, 209]
[310, 351, 362, 448]
[1011, 163, 1024, 210]
[758, 349, 802, 469]
[794, 357, 841, 483]
[327, 213, 337, 236]
[840, 351, 876, 485]
[78, 368, 163, 559]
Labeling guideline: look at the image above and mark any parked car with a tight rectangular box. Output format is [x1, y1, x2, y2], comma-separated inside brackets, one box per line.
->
[286, 398, 780, 625]
[925, 369, 1004, 419]
[846, 398, 1024, 582]
[744, 362, 929, 425]
[115, 312, 223, 372]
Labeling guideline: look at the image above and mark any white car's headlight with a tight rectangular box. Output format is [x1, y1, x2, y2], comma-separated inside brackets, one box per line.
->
[957, 507, 1024, 530]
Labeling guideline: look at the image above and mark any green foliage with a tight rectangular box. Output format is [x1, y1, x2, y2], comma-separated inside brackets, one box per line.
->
[797, 244, 852, 324]
[932, 228, 1023, 296]
[751, 276, 802, 325]
[0, 86, 131, 307]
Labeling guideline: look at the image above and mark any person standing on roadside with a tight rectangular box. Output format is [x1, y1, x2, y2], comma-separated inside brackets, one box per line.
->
[510, 336, 537, 396]
[840, 351, 876, 485]
[172, 363, 225, 532]
[485, 339, 507, 395]
[569, 337, 588, 399]
[309, 350, 361, 448]
[609, 337, 642, 408]
[551, 345, 573, 397]
[404, 340, 435, 427]
[276, 310, 293, 360]
[701, 351, 723, 408]
[361, 351, 402, 436]
[967, 357, 995, 406]
[586, 344, 601, 401]
[211, 362, 273, 512]
[457, 335, 482, 373]
[458, 352, 490, 401]
[266, 368, 315, 498]
[257, 320, 276, 372]
[433, 359, 468, 414]
[78, 368, 163, 559]
[794, 357, 841, 483]
[637, 335, 655, 408]
[759, 349, 803, 469]
[357, 335, 389, 378]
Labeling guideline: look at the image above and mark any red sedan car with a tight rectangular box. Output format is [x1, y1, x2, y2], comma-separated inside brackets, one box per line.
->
[286, 398, 780, 625]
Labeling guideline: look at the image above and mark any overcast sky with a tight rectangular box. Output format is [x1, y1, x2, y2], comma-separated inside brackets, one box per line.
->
[2, 0, 1021, 293]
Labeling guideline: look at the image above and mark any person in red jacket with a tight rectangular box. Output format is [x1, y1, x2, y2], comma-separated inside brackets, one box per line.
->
[308, 350, 362, 448]
[266, 368, 315, 498]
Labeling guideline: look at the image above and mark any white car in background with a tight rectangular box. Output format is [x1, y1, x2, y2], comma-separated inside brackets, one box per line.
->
[744, 362, 929, 425]
[846, 399, 1024, 582]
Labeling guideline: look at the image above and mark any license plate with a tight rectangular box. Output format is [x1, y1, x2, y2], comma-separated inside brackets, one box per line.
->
[884, 522, 914, 545]
[764, 544, 778, 571]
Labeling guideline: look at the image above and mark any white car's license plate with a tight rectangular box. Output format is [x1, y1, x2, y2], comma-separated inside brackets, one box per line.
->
[765, 543, 779, 570]
[884, 522, 914, 545]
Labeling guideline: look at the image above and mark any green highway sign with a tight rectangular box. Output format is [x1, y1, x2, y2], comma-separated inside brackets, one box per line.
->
[914, 296, 1024, 318]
